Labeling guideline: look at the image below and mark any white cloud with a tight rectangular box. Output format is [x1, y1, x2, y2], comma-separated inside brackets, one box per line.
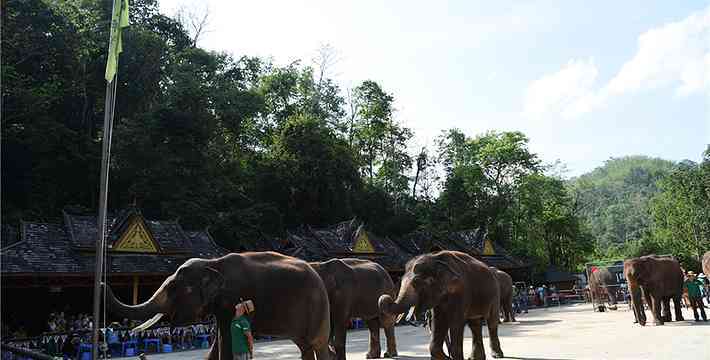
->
[523, 58, 600, 120]
[525, 5, 710, 119]
[608, 6, 710, 96]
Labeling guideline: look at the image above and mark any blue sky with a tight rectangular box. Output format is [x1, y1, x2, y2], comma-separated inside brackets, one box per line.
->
[160, 0, 709, 176]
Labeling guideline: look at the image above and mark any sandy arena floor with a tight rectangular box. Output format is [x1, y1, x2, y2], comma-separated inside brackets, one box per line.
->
[149, 303, 709, 360]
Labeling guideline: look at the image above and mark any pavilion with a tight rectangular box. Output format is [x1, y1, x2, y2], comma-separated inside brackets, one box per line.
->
[0, 206, 226, 334]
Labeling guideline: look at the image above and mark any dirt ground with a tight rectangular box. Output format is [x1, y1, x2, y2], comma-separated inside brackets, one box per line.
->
[150, 303, 709, 360]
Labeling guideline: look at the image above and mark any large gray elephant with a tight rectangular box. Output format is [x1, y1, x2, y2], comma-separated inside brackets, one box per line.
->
[105, 252, 333, 360]
[310, 258, 397, 360]
[589, 267, 619, 309]
[378, 251, 503, 360]
[491, 268, 515, 322]
[624, 255, 684, 326]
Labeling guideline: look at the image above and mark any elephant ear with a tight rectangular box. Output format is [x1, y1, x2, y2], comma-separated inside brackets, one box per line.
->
[201, 266, 225, 302]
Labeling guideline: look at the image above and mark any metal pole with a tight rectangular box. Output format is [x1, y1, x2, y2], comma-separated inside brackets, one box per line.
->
[92, 77, 116, 360]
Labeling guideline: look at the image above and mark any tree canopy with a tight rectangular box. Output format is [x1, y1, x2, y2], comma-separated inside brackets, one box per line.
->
[2, 0, 706, 274]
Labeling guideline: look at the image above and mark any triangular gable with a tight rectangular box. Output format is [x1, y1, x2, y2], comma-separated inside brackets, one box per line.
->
[352, 230, 375, 253]
[113, 215, 159, 253]
[482, 238, 496, 256]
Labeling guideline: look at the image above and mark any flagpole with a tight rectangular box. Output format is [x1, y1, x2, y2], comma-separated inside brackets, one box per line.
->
[92, 76, 117, 360]
[92, 0, 121, 357]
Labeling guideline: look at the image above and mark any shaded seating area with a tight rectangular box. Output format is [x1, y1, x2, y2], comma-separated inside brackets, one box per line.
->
[1, 323, 216, 359]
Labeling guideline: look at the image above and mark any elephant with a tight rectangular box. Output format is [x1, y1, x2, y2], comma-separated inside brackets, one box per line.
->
[105, 252, 333, 360]
[491, 268, 515, 322]
[703, 251, 710, 277]
[589, 267, 619, 309]
[624, 255, 684, 326]
[309, 258, 398, 360]
[378, 250, 503, 360]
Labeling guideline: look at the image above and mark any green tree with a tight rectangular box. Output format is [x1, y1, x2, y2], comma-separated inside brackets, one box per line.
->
[568, 156, 675, 255]
[436, 130, 539, 238]
[649, 156, 710, 268]
[351, 80, 412, 201]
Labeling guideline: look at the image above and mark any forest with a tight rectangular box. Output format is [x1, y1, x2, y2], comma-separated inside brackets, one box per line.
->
[3, 0, 709, 272]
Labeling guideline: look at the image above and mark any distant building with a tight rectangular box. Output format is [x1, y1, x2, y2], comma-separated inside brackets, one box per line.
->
[2, 208, 529, 335]
[1, 206, 226, 334]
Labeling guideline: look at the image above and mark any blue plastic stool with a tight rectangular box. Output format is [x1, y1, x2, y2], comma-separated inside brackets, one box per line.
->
[196, 334, 210, 348]
[144, 338, 161, 353]
[123, 340, 137, 357]
[77, 343, 92, 360]
[162, 344, 173, 353]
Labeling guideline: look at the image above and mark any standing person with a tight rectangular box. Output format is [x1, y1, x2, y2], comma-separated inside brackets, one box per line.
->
[232, 301, 255, 360]
[699, 273, 710, 305]
[518, 285, 529, 313]
[684, 271, 707, 321]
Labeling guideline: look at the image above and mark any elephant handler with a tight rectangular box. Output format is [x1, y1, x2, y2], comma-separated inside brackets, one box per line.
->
[683, 272, 708, 322]
[232, 300, 255, 360]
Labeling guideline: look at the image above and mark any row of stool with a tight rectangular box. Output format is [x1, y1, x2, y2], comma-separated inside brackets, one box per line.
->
[75, 335, 212, 359]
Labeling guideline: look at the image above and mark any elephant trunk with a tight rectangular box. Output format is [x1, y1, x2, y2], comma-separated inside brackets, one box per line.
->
[104, 279, 172, 322]
[379, 276, 418, 321]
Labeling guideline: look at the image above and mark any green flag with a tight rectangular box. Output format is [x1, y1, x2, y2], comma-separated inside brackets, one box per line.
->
[105, 0, 130, 82]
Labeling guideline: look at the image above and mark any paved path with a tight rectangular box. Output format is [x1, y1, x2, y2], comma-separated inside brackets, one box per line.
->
[148, 303, 709, 360]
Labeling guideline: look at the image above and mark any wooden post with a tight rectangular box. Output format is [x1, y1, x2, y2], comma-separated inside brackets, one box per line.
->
[132, 276, 139, 305]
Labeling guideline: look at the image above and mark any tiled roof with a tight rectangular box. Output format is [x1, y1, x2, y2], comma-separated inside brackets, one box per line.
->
[185, 231, 228, 258]
[1, 222, 82, 273]
[1, 209, 228, 275]
[281, 219, 414, 271]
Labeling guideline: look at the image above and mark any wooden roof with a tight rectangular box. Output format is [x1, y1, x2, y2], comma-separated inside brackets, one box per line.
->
[1, 208, 227, 276]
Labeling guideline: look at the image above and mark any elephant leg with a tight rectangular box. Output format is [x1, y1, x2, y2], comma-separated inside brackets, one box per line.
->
[365, 318, 382, 359]
[333, 320, 347, 360]
[672, 295, 684, 321]
[662, 297, 672, 322]
[297, 343, 316, 360]
[487, 308, 503, 358]
[314, 342, 334, 360]
[507, 301, 516, 322]
[650, 296, 663, 326]
[429, 310, 449, 360]
[383, 323, 398, 358]
[467, 319, 485, 360]
[216, 314, 232, 360]
[448, 322, 465, 360]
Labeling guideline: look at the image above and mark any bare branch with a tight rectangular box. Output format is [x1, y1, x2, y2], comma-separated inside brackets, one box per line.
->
[175, 3, 212, 47]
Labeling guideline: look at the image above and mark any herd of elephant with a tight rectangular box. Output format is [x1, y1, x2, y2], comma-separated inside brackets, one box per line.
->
[105, 250, 515, 360]
[620, 252, 710, 326]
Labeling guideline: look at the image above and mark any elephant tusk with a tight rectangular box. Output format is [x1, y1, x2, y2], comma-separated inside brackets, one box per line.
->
[131, 313, 164, 334]
[396, 312, 406, 324]
[405, 306, 416, 322]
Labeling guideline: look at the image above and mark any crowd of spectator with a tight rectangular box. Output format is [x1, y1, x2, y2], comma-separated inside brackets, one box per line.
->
[47, 312, 94, 333]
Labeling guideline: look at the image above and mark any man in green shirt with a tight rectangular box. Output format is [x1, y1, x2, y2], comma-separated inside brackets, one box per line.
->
[684, 271, 707, 322]
[231, 301, 255, 360]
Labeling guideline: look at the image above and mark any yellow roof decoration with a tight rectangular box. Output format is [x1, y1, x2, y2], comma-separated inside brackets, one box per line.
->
[113, 216, 158, 253]
[482, 238, 496, 256]
[352, 231, 375, 253]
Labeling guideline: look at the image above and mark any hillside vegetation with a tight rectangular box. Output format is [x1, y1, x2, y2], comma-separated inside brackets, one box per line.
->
[571, 154, 710, 269]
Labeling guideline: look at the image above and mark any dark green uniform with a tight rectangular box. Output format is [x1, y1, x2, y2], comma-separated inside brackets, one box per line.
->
[684, 278, 707, 321]
[231, 316, 251, 356]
